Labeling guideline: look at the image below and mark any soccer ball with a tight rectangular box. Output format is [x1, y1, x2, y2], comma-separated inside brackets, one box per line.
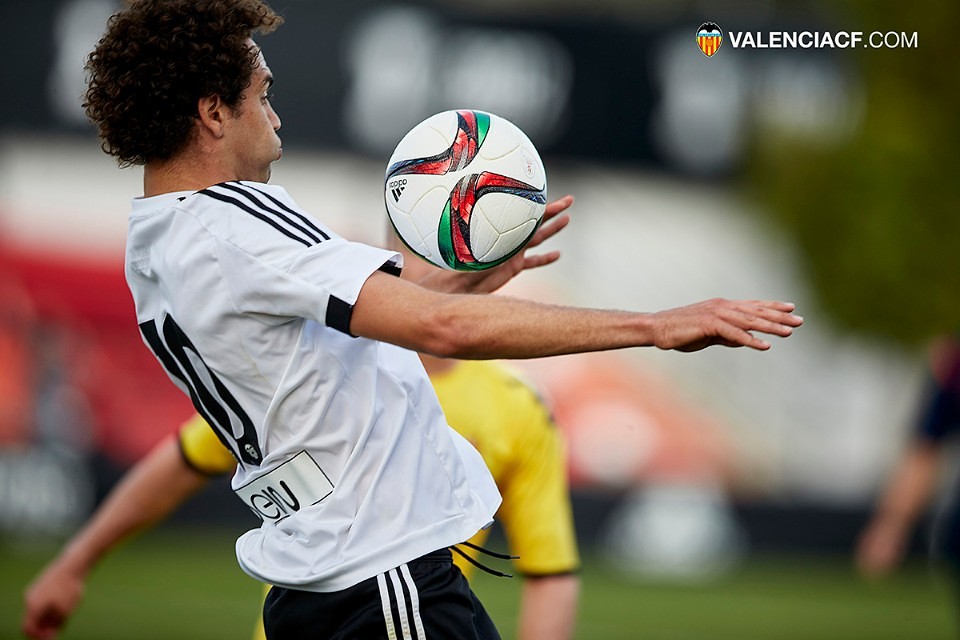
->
[384, 109, 547, 271]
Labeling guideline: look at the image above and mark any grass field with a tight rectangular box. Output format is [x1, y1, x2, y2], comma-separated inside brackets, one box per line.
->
[1, 526, 955, 640]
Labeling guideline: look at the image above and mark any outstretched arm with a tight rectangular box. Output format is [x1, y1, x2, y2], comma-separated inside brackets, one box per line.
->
[373, 192, 801, 356]
[22, 436, 211, 640]
[352, 268, 802, 359]
[856, 439, 942, 578]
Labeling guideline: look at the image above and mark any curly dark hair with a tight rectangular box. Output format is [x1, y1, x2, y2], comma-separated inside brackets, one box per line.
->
[84, 0, 283, 166]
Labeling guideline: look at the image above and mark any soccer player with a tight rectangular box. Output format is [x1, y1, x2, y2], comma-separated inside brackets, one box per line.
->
[23, 241, 579, 640]
[22, 356, 579, 640]
[857, 336, 960, 591]
[76, 1, 801, 637]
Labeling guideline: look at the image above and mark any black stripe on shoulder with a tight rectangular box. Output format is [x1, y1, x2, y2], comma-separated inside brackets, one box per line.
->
[219, 182, 328, 244]
[326, 295, 355, 336]
[198, 189, 313, 248]
[234, 183, 330, 240]
[379, 259, 402, 277]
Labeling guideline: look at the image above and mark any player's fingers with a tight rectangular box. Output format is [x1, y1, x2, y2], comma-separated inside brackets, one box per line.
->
[22, 616, 55, 640]
[723, 302, 802, 331]
[742, 300, 803, 324]
[747, 299, 797, 312]
[749, 306, 804, 332]
[23, 598, 70, 637]
[675, 324, 767, 352]
[543, 194, 574, 219]
[745, 313, 798, 337]
[729, 329, 771, 350]
[528, 213, 570, 249]
[21, 607, 39, 637]
[687, 310, 770, 350]
[522, 250, 561, 270]
[711, 316, 773, 350]
[720, 310, 796, 339]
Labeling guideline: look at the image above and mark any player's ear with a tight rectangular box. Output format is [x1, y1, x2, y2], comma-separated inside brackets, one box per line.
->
[197, 95, 228, 138]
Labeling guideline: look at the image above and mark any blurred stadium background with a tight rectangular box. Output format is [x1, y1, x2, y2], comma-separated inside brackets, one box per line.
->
[1, 1, 957, 638]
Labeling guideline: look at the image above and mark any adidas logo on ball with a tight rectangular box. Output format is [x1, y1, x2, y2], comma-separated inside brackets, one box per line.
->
[389, 179, 407, 202]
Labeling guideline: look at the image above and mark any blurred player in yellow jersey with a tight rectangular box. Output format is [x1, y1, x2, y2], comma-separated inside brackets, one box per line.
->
[23, 358, 580, 640]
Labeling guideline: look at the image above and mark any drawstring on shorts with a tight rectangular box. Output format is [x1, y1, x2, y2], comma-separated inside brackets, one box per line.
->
[451, 540, 519, 578]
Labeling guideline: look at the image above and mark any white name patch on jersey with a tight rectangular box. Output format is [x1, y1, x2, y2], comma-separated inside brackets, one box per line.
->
[235, 450, 334, 523]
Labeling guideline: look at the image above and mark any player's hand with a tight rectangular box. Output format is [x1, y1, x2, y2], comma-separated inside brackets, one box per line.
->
[458, 194, 573, 294]
[515, 194, 574, 270]
[649, 299, 802, 351]
[22, 561, 85, 640]
[855, 519, 906, 579]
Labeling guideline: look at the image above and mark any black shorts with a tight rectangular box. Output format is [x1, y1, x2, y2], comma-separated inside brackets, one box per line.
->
[262, 548, 501, 640]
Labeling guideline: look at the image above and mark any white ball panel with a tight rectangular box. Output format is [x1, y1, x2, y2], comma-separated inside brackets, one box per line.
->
[389, 111, 459, 162]
[479, 220, 539, 262]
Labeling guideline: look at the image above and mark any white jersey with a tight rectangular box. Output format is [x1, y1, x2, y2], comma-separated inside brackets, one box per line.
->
[125, 181, 500, 592]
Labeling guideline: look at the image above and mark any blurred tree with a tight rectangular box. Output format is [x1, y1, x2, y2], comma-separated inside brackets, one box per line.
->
[747, 0, 959, 345]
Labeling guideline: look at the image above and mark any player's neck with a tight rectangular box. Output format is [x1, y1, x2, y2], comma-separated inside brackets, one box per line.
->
[142, 153, 240, 198]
